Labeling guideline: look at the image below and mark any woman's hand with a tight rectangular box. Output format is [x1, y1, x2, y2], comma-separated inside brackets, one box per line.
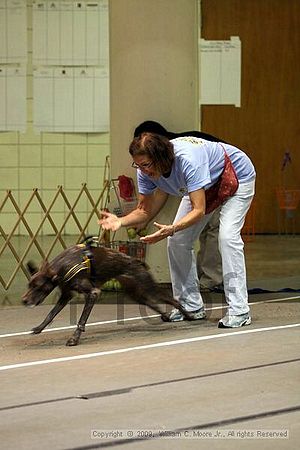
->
[140, 222, 175, 244]
[98, 211, 122, 231]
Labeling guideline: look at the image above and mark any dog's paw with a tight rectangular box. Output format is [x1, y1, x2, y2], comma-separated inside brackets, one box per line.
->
[31, 327, 43, 334]
[66, 337, 79, 346]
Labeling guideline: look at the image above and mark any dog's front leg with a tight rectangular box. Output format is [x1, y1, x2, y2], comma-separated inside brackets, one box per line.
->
[31, 292, 72, 334]
[66, 288, 100, 346]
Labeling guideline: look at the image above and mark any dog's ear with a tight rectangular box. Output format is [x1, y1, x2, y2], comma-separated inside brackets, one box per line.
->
[41, 260, 59, 283]
[27, 261, 38, 276]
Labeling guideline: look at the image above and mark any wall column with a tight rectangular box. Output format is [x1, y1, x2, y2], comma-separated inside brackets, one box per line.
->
[109, 0, 199, 281]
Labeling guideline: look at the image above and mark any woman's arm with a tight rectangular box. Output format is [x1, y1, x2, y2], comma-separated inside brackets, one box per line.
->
[99, 189, 169, 231]
[136, 189, 169, 230]
[140, 188, 206, 243]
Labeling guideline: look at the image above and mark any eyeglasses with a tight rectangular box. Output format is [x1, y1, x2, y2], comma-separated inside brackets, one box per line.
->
[131, 161, 154, 170]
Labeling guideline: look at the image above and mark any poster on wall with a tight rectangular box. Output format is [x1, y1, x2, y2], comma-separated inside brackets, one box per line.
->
[33, 66, 109, 132]
[0, 0, 27, 64]
[32, 0, 109, 67]
[0, 66, 27, 132]
[199, 36, 241, 107]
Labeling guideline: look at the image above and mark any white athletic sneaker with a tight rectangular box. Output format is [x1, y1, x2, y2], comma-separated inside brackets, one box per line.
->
[164, 307, 206, 322]
[218, 312, 251, 328]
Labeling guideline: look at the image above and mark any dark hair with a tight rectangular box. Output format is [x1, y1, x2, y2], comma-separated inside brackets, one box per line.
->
[129, 132, 175, 174]
[134, 121, 169, 138]
[133, 120, 226, 143]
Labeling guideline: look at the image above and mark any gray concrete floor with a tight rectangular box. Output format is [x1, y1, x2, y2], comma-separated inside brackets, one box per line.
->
[0, 235, 300, 450]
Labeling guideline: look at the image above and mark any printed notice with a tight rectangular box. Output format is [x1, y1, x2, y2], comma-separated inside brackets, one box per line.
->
[199, 36, 241, 107]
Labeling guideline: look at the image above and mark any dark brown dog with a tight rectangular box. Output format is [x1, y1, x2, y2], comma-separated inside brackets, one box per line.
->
[22, 238, 192, 346]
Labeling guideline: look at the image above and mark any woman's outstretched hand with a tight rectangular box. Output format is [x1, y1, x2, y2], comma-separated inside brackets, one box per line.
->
[140, 222, 175, 244]
[98, 211, 122, 231]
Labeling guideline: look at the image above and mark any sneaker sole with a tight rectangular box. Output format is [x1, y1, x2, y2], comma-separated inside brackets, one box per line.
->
[218, 317, 251, 328]
[161, 316, 184, 322]
[186, 314, 207, 321]
[161, 311, 184, 322]
[162, 313, 206, 322]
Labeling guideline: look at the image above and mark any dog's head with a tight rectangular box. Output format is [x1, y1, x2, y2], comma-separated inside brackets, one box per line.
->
[22, 260, 59, 307]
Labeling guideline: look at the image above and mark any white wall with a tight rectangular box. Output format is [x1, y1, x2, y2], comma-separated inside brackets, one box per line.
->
[109, 0, 199, 281]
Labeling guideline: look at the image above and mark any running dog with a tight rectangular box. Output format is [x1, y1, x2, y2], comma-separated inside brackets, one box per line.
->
[22, 238, 193, 346]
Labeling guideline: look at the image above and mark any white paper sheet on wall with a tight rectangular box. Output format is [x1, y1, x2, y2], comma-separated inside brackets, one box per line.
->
[199, 36, 241, 107]
[0, 66, 27, 132]
[33, 66, 109, 132]
[0, 0, 27, 64]
[32, 0, 109, 66]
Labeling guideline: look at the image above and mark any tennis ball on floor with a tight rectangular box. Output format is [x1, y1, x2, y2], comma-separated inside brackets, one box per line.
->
[103, 280, 114, 290]
[127, 227, 137, 239]
[137, 228, 148, 237]
[113, 280, 122, 291]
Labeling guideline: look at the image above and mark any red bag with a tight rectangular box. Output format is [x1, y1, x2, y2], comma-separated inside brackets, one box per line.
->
[118, 175, 135, 201]
[205, 151, 239, 214]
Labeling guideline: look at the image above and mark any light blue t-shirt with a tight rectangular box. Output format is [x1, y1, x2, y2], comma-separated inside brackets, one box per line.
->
[137, 137, 256, 197]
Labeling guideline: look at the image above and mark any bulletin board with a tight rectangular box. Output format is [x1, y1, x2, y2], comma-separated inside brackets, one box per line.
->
[199, 36, 241, 107]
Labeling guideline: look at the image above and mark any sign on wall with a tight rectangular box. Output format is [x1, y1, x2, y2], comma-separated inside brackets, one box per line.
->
[0, 0, 27, 132]
[33, 66, 109, 132]
[199, 36, 241, 107]
[32, 0, 110, 132]
[0, 66, 26, 132]
[32, 0, 109, 67]
[0, 0, 27, 64]
[0, 1, 110, 133]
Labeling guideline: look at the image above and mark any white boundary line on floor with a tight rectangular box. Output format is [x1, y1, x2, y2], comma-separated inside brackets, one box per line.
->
[0, 323, 299, 372]
[0, 295, 299, 339]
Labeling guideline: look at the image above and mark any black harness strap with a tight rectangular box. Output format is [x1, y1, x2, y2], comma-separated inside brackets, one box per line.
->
[63, 242, 96, 285]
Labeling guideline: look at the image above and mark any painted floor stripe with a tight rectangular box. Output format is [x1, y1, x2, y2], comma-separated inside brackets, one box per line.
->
[0, 314, 160, 338]
[0, 295, 299, 339]
[0, 323, 299, 372]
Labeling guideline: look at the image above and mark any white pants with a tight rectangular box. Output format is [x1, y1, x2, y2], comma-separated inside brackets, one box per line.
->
[197, 206, 223, 288]
[167, 180, 255, 314]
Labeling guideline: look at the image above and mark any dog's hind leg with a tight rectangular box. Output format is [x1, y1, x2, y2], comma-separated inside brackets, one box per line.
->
[140, 296, 171, 321]
[31, 292, 72, 334]
[119, 272, 194, 322]
[119, 277, 174, 321]
[137, 291, 194, 322]
[66, 287, 100, 346]
[159, 295, 195, 321]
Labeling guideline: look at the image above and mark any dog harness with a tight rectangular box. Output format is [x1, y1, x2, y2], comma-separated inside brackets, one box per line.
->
[63, 243, 94, 283]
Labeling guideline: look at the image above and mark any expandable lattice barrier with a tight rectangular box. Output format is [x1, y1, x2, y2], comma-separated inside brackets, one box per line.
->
[0, 181, 110, 291]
